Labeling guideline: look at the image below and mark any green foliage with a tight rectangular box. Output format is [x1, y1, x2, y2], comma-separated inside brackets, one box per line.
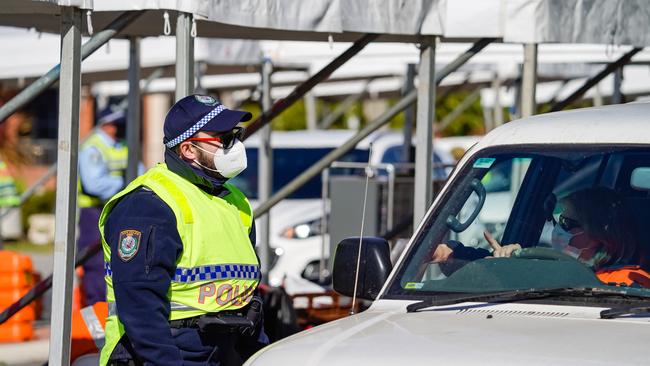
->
[239, 99, 328, 131]
[386, 100, 406, 129]
[21, 189, 56, 231]
[237, 89, 490, 136]
[436, 91, 486, 136]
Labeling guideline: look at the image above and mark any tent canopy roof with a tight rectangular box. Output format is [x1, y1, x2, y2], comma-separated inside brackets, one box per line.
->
[3, 0, 650, 46]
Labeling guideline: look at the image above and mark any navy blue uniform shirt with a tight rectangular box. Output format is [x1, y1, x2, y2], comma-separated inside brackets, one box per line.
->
[104, 149, 259, 365]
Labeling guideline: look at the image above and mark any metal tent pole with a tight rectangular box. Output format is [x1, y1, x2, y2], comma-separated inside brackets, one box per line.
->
[593, 82, 604, 107]
[0, 11, 143, 123]
[492, 75, 503, 127]
[318, 84, 369, 130]
[255, 90, 416, 218]
[413, 39, 436, 225]
[550, 47, 641, 112]
[612, 66, 623, 104]
[242, 34, 379, 140]
[258, 58, 273, 284]
[175, 12, 195, 100]
[436, 74, 469, 104]
[49, 7, 82, 366]
[402, 63, 416, 163]
[521, 44, 538, 118]
[305, 90, 318, 130]
[253, 38, 495, 219]
[126, 36, 141, 183]
[0, 67, 165, 222]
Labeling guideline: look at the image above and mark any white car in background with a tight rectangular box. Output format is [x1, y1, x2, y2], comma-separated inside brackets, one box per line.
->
[233, 130, 480, 293]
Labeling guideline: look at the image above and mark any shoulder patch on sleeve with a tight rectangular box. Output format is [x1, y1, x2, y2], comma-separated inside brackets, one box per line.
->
[118, 229, 141, 262]
[89, 149, 102, 164]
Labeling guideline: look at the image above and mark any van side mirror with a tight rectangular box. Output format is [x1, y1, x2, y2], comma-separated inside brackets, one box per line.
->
[333, 237, 392, 300]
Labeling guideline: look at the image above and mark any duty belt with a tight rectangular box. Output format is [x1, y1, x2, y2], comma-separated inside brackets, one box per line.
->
[170, 311, 253, 334]
[169, 296, 263, 337]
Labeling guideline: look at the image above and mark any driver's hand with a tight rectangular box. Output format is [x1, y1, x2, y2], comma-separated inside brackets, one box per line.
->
[432, 243, 453, 263]
[484, 231, 521, 258]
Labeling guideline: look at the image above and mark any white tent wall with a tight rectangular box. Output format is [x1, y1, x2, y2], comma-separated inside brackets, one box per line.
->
[4, 0, 650, 47]
[35, 0, 92, 9]
[0, 28, 263, 85]
[81, 41, 650, 101]
[504, 0, 650, 47]
[92, 0, 444, 39]
[442, 0, 650, 47]
[481, 64, 650, 108]
[3, 0, 90, 13]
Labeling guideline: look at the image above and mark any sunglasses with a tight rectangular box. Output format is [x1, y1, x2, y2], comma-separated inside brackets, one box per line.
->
[187, 127, 243, 149]
[558, 214, 581, 231]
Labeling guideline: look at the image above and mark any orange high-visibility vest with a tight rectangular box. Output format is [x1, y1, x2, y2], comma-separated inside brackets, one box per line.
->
[71, 301, 108, 362]
[596, 266, 650, 288]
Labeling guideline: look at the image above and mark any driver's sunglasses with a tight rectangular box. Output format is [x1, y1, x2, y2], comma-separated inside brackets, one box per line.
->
[186, 127, 243, 149]
[558, 214, 581, 231]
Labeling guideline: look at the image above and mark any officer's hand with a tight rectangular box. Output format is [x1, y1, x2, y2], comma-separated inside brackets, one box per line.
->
[484, 231, 521, 258]
[243, 295, 264, 337]
[432, 243, 453, 263]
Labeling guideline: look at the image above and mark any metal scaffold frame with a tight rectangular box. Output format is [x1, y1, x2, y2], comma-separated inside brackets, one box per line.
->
[49, 7, 82, 365]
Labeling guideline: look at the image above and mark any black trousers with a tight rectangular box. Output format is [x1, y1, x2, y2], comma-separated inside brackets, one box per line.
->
[109, 328, 268, 366]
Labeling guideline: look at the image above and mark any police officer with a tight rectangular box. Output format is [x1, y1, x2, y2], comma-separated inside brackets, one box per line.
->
[78, 107, 131, 306]
[99, 95, 266, 365]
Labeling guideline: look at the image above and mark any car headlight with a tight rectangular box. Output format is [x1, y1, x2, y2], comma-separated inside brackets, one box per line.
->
[281, 218, 322, 239]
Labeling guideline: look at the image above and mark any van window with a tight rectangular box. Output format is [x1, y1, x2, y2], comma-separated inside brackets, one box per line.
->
[230, 147, 370, 199]
[386, 147, 650, 302]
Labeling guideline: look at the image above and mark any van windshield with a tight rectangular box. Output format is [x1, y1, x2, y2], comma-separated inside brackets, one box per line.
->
[386, 146, 650, 301]
[230, 147, 370, 199]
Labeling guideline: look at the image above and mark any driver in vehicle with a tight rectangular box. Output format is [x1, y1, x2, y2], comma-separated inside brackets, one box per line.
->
[432, 186, 650, 288]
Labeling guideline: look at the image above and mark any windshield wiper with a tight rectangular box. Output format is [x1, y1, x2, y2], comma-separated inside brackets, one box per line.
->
[407, 288, 557, 312]
[406, 287, 650, 313]
[600, 306, 650, 319]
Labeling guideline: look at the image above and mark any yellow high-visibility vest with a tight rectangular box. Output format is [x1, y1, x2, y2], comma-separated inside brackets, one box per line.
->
[98, 164, 258, 365]
[0, 160, 19, 207]
[78, 132, 128, 208]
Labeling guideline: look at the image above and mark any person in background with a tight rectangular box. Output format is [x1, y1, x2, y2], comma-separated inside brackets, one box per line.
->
[99, 95, 267, 366]
[78, 106, 140, 306]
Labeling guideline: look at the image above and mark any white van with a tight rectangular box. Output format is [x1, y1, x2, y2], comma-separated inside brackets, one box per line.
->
[235, 130, 474, 292]
[245, 103, 650, 365]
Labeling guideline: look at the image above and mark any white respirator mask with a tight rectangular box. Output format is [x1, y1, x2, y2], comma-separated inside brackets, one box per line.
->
[191, 139, 247, 178]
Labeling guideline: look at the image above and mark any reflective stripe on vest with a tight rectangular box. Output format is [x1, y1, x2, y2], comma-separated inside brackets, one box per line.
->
[80, 306, 106, 349]
[174, 264, 260, 282]
[98, 164, 258, 365]
[78, 132, 128, 208]
[107, 301, 117, 317]
[104, 262, 259, 283]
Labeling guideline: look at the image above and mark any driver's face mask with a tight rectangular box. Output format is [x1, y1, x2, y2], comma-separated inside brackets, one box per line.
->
[551, 223, 579, 252]
[191, 139, 247, 178]
[551, 224, 609, 267]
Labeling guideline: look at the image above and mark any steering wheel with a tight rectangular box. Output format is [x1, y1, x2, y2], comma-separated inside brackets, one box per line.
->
[513, 247, 577, 262]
